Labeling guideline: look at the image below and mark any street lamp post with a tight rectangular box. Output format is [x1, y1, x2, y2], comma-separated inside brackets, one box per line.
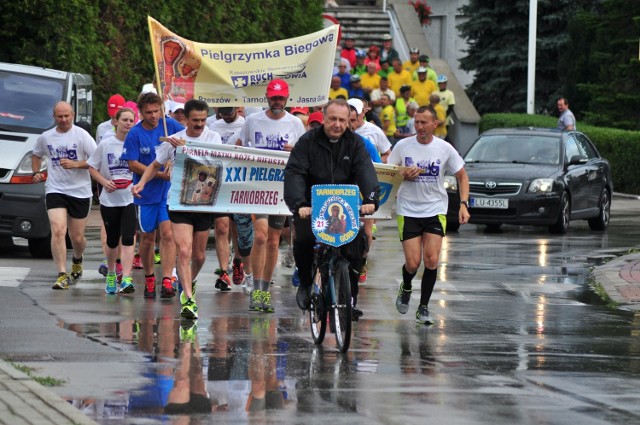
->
[527, 0, 538, 114]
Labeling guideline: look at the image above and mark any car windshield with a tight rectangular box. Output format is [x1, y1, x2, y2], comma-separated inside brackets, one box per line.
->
[464, 134, 561, 165]
[0, 71, 64, 133]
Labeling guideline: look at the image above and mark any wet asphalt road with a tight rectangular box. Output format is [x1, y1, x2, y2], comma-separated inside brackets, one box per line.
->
[1, 197, 640, 424]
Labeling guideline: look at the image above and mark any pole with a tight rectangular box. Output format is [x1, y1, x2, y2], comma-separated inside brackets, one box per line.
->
[527, 0, 538, 114]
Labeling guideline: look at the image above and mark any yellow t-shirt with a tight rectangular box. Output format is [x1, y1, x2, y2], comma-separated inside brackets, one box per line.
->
[360, 73, 381, 92]
[381, 105, 397, 137]
[411, 79, 437, 107]
[433, 103, 447, 138]
[402, 60, 420, 77]
[329, 87, 349, 100]
[387, 70, 413, 98]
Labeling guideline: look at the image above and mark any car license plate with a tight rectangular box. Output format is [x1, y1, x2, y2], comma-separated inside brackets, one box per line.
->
[470, 198, 509, 209]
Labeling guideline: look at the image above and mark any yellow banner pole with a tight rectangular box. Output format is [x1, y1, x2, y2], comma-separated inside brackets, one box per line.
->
[148, 16, 169, 139]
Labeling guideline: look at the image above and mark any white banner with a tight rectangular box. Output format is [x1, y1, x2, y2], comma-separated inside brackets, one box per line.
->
[168, 142, 402, 217]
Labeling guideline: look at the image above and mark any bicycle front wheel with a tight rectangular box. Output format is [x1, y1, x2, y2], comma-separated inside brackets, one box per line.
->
[332, 259, 352, 353]
[309, 267, 327, 344]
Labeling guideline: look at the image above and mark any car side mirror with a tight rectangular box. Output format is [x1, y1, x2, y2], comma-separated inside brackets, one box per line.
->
[567, 155, 587, 166]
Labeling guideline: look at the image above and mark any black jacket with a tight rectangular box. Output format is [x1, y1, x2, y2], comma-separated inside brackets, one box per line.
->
[284, 126, 380, 214]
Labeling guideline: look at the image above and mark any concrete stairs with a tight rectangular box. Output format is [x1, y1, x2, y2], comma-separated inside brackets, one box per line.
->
[324, 6, 391, 51]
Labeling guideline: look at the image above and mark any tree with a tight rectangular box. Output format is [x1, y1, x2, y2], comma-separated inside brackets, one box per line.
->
[0, 0, 323, 130]
[457, 0, 586, 115]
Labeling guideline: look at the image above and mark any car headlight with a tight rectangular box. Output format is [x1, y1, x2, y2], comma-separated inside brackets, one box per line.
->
[443, 175, 458, 192]
[528, 178, 554, 193]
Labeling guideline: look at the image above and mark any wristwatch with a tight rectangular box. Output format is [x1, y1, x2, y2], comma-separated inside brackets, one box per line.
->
[460, 200, 469, 208]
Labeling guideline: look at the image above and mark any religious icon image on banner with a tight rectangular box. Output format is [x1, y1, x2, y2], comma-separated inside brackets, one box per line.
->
[179, 158, 223, 206]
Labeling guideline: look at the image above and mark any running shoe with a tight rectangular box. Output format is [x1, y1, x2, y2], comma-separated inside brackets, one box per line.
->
[214, 270, 232, 291]
[395, 282, 412, 314]
[119, 276, 135, 294]
[296, 285, 311, 310]
[153, 248, 161, 264]
[132, 254, 143, 269]
[179, 280, 196, 305]
[160, 277, 176, 298]
[291, 267, 300, 287]
[243, 273, 254, 295]
[52, 273, 70, 290]
[262, 291, 275, 313]
[143, 275, 156, 299]
[98, 262, 108, 277]
[282, 245, 294, 268]
[416, 304, 434, 325]
[105, 273, 117, 294]
[232, 258, 244, 285]
[180, 319, 197, 342]
[249, 289, 263, 311]
[70, 257, 83, 283]
[180, 298, 198, 320]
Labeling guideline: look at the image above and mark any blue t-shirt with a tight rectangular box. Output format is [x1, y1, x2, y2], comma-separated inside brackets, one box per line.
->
[121, 117, 184, 205]
[358, 134, 382, 163]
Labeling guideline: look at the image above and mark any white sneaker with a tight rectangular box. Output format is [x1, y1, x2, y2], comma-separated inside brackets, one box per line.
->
[282, 245, 295, 268]
[243, 273, 254, 295]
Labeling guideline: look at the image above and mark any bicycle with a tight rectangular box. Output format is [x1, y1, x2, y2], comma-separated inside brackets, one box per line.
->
[308, 236, 354, 353]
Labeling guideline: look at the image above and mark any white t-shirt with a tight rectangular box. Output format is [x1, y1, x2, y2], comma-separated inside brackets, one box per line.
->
[237, 110, 305, 150]
[96, 119, 113, 143]
[155, 127, 223, 166]
[33, 125, 97, 198]
[87, 135, 133, 207]
[209, 115, 245, 145]
[356, 121, 392, 155]
[388, 136, 464, 217]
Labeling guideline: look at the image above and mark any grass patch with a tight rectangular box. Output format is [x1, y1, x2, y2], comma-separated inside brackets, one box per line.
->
[587, 278, 620, 309]
[9, 362, 66, 387]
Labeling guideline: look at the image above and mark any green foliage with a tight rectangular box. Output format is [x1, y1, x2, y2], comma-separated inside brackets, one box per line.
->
[0, 0, 323, 132]
[480, 113, 640, 195]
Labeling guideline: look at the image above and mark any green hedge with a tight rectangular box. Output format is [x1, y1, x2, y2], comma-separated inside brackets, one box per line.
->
[480, 113, 640, 195]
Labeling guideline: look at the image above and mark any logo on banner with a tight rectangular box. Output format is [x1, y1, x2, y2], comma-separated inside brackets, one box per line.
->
[231, 76, 249, 88]
[311, 184, 360, 247]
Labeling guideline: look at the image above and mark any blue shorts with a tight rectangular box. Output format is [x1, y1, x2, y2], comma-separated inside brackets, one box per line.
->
[136, 202, 170, 233]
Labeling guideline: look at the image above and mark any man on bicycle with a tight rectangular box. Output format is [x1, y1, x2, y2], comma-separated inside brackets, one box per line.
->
[284, 99, 380, 316]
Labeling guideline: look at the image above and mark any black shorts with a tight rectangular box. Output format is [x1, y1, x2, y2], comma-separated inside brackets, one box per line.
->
[397, 214, 447, 241]
[253, 214, 287, 230]
[45, 193, 92, 219]
[169, 210, 214, 232]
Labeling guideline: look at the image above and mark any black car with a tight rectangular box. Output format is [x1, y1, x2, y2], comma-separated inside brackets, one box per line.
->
[446, 127, 613, 234]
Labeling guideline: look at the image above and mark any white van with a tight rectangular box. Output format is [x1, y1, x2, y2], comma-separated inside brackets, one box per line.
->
[0, 62, 92, 258]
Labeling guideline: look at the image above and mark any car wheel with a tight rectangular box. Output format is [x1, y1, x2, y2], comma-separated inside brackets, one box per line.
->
[588, 188, 611, 231]
[28, 233, 53, 259]
[549, 192, 570, 234]
[485, 224, 502, 232]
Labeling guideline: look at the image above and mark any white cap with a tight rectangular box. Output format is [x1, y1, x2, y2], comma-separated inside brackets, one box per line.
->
[141, 83, 157, 94]
[347, 98, 363, 114]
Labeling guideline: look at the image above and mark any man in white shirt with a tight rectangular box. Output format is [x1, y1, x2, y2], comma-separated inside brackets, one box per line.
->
[387, 105, 470, 325]
[209, 107, 245, 144]
[236, 79, 305, 313]
[32, 102, 97, 289]
[348, 98, 391, 163]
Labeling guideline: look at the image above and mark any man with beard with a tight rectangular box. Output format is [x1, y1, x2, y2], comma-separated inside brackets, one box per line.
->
[236, 79, 305, 313]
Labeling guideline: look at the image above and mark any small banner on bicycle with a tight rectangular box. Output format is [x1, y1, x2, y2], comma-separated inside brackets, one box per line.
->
[311, 184, 360, 248]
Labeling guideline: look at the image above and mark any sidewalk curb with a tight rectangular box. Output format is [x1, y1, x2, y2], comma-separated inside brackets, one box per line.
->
[590, 253, 640, 312]
[0, 359, 99, 425]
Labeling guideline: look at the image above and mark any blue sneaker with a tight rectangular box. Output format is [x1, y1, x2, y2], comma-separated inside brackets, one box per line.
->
[292, 267, 300, 287]
[119, 276, 135, 294]
[105, 273, 117, 294]
[98, 262, 108, 277]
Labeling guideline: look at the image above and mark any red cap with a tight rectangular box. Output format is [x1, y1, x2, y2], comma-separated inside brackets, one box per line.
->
[266, 79, 289, 98]
[107, 94, 125, 117]
[290, 106, 309, 116]
[308, 111, 324, 125]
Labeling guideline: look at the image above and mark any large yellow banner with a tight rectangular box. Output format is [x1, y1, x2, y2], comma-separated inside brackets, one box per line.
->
[148, 17, 339, 107]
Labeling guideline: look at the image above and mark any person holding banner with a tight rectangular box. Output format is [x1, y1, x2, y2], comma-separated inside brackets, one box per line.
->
[236, 79, 306, 313]
[284, 99, 379, 316]
[132, 99, 224, 320]
[122, 92, 184, 299]
[387, 105, 470, 325]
